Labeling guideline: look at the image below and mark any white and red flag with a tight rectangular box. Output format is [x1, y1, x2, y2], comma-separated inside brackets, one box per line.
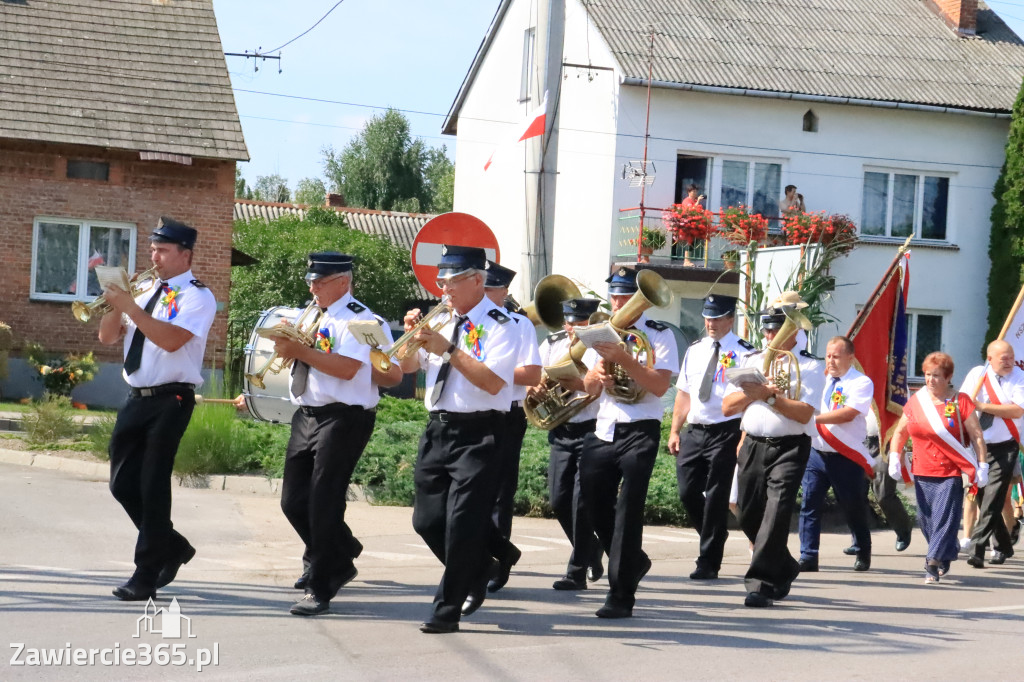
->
[483, 91, 548, 171]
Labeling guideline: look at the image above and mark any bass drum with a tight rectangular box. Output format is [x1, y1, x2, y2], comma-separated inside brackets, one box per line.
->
[243, 306, 300, 424]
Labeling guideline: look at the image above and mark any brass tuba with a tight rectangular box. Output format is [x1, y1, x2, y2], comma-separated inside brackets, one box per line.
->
[761, 296, 813, 400]
[370, 299, 453, 372]
[245, 302, 324, 389]
[71, 266, 159, 322]
[603, 270, 674, 404]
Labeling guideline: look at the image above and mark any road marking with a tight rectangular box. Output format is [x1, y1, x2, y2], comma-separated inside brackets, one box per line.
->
[361, 551, 429, 562]
[516, 543, 558, 553]
[643, 533, 697, 543]
[520, 535, 573, 547]
[961, 604, 1024, 613]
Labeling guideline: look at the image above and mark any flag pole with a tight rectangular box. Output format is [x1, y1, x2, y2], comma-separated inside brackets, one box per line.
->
[969, 281, 1024, 399]
[847, 236, 912, 338]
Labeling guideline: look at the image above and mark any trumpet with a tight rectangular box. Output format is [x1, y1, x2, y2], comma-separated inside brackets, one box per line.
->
[245, 302, 323, 390]
[761, 306, 813, 400]
[71, 266, 160, 323]
[602, 270, 673, 403]
[370, 299, 453, 372]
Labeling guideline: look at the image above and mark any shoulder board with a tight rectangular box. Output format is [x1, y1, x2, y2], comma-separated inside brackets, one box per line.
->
[745, 349, 763, 358]
[800, 349, 822, 360]
[189, 279, 207, 288]
[738, 339, 755, 350]
[645, 319, 668, 332]
[548, 330, 568, 342]
[510, 313, 522, 324]
[488, 309, 511, 324]
[347, 301, 366, 314]
[689, 337, 703, 346]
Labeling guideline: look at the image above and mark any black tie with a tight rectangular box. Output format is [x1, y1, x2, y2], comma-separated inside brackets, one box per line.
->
[429, 315, 467, 406]
[979, 376, 999, 430]
[290, 308, 326, 397]
[698, 340, 720, 402]
[123, 283, 166, 376]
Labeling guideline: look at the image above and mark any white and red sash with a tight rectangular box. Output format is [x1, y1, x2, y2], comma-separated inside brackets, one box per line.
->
[907, 388, 979, 482]
[981, 366, 1022, 446]
[816, 421, 874, 477]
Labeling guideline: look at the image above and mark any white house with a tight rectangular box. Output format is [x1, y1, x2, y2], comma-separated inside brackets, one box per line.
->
[443, 0, 1024, 384]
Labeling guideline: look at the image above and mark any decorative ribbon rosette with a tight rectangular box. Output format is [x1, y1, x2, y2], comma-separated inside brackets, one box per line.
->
[714, 350, 737, 382]
[315, 327, 334, 352]
[463, 320, 486, 359]
[944, 398, 956, 428]
[829, 385, 846, 410]
[160, 285, 181, 320]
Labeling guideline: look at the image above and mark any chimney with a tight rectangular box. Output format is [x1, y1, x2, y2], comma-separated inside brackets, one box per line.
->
[325, 192, 346, 208]
[929, 0, 977, 36]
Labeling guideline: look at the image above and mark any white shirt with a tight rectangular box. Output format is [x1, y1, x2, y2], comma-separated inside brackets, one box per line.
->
[811, 365, 873, 453]
[121, 269, 215, 388]
[291, 291, 387, 409]
[960, 365, 1024, 444]
[509, 310, 541, 403]
[583, 313, 679, 441]
[676, 331, 752, 425]
[539, 329, 599, 423]
[726, 349, 825, 438]
[418, 296, 518, 412]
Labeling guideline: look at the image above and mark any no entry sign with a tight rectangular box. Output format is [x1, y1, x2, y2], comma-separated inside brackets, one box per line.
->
[412, 212, 500, 298]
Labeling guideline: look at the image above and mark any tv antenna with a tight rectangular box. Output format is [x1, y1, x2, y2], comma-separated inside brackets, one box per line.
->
[224, 48, 282, 74]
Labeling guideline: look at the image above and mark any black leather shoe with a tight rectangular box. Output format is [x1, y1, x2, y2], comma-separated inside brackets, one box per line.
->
[767, 583, 791, 600]
[113, 580, 156, 602]
[853, 557, 870, 572]
[1011, 521, 1021, 547]
[588, 554, 604, 582]
[842, 545, 858, 556]
[895, 535, 911, 552]
[420, 619, 459, 634]
[461, 589, 485, 616]
[637, 555, 652, 585]
[798, 558, 818, 572]
[487, 546, 522, 593]
[744, 591, 773, 608]
[595, 604, 632, 619]
[155, 545, 196, 589]
[289, 593, 329, 616]
[967, 555, 985, 569]
[689, 566, 718, 580]
[552, 576, 587, 590]
[293, 572, 310, 590]
[938, 560, 950, 576]
[328, 565, 358, 598]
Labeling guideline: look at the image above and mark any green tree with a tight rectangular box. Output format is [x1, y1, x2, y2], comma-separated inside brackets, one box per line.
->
[294, 177, 327, 206]
[323, 108, 438, 212]
[252, 174, 291, 203]
[424, 146, 454, 213]
[235, 166, 253, 200]
[987, 79, 1024, 344]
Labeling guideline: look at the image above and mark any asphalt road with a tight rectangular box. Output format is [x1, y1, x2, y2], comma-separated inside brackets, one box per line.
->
[1, 461, 1021, 681]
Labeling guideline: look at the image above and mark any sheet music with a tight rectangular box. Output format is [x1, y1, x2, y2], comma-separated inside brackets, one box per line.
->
[94, 266, 130, 291]
[544, 359, 582, 381]
[724, 366, 769, 386]
[347, 320, 389, 348]
[571, 321, 622, 349]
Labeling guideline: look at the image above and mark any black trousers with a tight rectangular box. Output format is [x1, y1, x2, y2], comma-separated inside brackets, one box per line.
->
[487, 405, 527, 565]
[969, 439, 1018, 559]
[798, 449, 871, 560]
[280, 404, 376, 601]
[675, 419, 741, 572]
[580, 420, 660, 610]
[108, 390, 196, 585]
[548, 419, 599, 581]
[736, 434, 810, 598]
[847, 435, 912, 552]
[412, 412, 507, 624]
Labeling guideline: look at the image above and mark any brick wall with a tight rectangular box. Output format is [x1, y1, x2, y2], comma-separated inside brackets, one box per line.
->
[0, 138, 235, 379]
[930, 0, 978, 34]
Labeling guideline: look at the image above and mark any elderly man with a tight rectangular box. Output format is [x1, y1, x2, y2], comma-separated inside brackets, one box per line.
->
[798, 336, 875, 573]
[668, 294, 753, 580]
[723, 296, 824, 607]
[962, 339, 1024, 567]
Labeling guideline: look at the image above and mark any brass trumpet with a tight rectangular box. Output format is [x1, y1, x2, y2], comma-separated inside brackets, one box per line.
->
[370, 299, 453, 372]
[761, 305, 813, 400]
[245, 302, 323, 390]
[71, 266, 160, 323]
[603, 270, 673, 403]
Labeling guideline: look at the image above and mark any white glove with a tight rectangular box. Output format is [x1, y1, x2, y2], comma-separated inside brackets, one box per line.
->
[888, 452, 903, 481]
[976, 462, 990, 488]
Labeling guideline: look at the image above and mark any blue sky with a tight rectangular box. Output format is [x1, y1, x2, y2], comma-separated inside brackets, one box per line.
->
[214, 0, 1024, 194]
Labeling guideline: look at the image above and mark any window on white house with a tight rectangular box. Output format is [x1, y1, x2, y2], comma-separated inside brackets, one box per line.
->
[720, 160, 781, 218]
[31, 218, 136, 301]
[861, 171, 949, 240]
[907, 310, 944, 378]
[519, 27, 536, 103]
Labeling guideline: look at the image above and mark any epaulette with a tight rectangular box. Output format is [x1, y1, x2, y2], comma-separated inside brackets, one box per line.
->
[189, 279, 207, 288]
[745, 349, 763, 358]
[689, 338, 702, 346]
[800, 349, 822, 360]
[548, 330, 568, 342]
[738, 339, 755, 350]
[645, 319, 668, 332]
[488, 309, 511, 324]
[347, 301, 366, 314]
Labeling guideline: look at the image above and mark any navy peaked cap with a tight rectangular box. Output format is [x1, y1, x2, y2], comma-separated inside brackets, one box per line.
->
[484, 260, 516, 288]
[151, 217, 197, 249]
[758, 306, 788, 330]
[605, 267, 638, 295]
[437, 245, 487, 278]
[702, 294, 737, 319]
[305, 252, 353, 280]
[562, 298, 601, 321]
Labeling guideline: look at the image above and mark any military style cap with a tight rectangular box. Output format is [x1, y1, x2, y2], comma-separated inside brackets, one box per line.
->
[305, 252, 353, 281]
[484, 260, 517, 289]
[758, 307, 788, 330]
[437, 245, 488, 279]
[562, 298, 601, 322]
[150, 217, 197, 249]
[702, 294, 737, 319]
[605, 267, 638, 295]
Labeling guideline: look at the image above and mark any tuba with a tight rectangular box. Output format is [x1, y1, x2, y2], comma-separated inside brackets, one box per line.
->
[761, 302, 813, 400]
[245, 302, 323, 390]
[71, 266, 159, 322]
[602, 270, 674, 403]
[370, 299, 453, 372]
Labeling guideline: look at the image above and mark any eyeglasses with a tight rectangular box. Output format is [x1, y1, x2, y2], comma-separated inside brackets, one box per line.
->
[306, 273, 345, 287]
[435, 272, 476, 290]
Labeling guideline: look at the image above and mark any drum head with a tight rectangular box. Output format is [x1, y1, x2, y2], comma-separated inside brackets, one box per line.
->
[243, 306, 300, 423]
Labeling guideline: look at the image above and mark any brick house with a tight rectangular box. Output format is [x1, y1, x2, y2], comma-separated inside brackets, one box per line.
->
[0, 0, 248, 405]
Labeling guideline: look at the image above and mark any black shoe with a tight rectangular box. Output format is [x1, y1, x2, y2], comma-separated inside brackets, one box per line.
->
[595, 604, 632, 619]
[112, 579, 156, 602]
[689, 566, 718, 580]
[463, 559, 494, 616]
[1011, 521, 1021, 547]
[637, 555, 652, 584]
[461, 590, 485, 616]
[289, 593, 329, 616]
[487, 546, 522, 593]
[588, 555, 604, 583]
[744, 591, 773, 608]
[967, 555, 985, 569]
[938, 560, 950, 576]
[328, 565, 358, 598]
[895, 535, 911, 552]
[798, 558, 818, 572]
[155, 545, 196, 589]
[293, 572, 310, 590]
[842, 545, 858, 556]
[420, 619, 459, 634]
[552, 576, 587, 590]
[767, 583, 791, 600]
[853, 557, 870, 572]
[990, 550, 1008, 565]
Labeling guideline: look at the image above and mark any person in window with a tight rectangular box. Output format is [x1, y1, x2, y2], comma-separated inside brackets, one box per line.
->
[681, 183, 706, 209]
[779, 185, 805, 214]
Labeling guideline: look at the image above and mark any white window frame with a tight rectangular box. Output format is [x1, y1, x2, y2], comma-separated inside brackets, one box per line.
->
[30, 217, 137, 302]
[711, 156, 784, 219]
[906, 308, 946, 380]
[860, 168, 953, 242]
[519, 27, 536, 103]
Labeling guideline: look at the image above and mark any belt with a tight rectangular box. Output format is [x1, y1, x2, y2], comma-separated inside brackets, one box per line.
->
[689, 418, 741, 432]
[988, 438, 1017, 449]
[510, 400, 523, 409]
[299, 402, 373, 416]
[429, 410, 502, 424]
[129, 382, 194, 399]
[556, 419, 596, 435]
[748, 434, 808, 446]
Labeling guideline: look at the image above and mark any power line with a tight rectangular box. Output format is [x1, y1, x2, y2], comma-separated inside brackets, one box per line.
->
[265, 1, 347, 53]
